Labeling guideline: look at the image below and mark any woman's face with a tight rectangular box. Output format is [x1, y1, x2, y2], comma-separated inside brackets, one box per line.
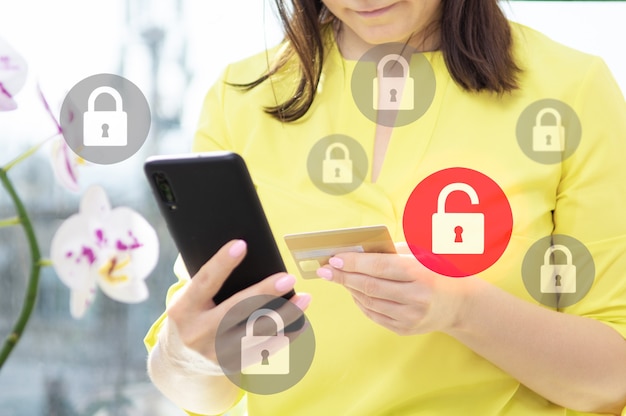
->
[322, 0, 442, 50]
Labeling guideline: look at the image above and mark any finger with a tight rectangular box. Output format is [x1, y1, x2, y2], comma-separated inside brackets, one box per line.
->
[395, 241, 412, 255]
[395, 242, 418, 259]
[323, 252, 417, 282]
[223, 305, 310, 351]
[349, 289, 404, 319]
[214, 270, 303, 317]
[217, 287, 310, 334]
[352, 295, 402, 333]
[185, 239, 249, 308]
[289, 292, 313, 312]
[324, 268, 417, 303]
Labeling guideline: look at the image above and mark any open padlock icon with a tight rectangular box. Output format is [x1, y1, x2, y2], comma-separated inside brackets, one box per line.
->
[532, 107, 565, 152]
[322, 142, 353, 184]
[431, 183, 485, 254]
[372, 54, 414, 111]
[540, 244, 577, 294]
[83, 86, 128, 147]
[241, 308, 290, 375]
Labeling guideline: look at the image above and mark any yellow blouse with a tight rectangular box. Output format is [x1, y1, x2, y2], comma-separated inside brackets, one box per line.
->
[146, 22, 626, 416]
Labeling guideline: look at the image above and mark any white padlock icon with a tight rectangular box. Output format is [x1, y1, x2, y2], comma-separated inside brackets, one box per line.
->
[83, 86, 128, 147]
[322, 142, 353, 184]
[532, 107, 565, 152]
[241, 308, 290, 375]
[372, 54, 414, 111]
[540, 244, 577, 294]
[432, 183, 485, 254]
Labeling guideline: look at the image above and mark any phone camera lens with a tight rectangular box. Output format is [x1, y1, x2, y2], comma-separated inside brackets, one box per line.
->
[153, 172, 176, 204]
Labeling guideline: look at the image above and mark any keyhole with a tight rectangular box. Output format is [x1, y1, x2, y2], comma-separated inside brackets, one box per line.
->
[545, 134, 552, 145]
[389, 89, 397, 102]
[261, 349, 270, 365]
[555, 275, 562, 287]
[454, 226, 464, 243]
[335, 167, 341, 178]
[101, 123, 110, 138]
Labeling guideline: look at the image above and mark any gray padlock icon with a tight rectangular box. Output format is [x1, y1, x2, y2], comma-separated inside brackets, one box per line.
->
[241, 308, 290, 375]
[83, 86, 128, 147]
[532, 107, 565, 152]
[322, 142, 353, 184]
[540, 244, 576, 294]
[432, 183, 485, 254]
[372, 54, 414, 111]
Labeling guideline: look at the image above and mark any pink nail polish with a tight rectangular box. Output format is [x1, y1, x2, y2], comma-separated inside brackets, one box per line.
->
[329, 257, 344, 269]
[275, 274, 296, 292]
[316, 268, 333, 280]
[294, 293, 312, 310]
[228, 240, 246, 258]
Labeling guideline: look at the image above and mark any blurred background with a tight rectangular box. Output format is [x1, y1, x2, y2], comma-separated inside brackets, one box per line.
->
[0, 1, 624, 415]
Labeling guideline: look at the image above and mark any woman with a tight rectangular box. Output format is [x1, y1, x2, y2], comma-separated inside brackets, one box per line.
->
[146, 0, 626, 414]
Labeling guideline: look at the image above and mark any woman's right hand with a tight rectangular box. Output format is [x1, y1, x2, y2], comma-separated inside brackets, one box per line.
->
[165, 239, 312, 364]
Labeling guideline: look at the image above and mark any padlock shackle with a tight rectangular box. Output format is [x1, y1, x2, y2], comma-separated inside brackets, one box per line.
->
[543, 244, 573, 266]
[377, 54, 410, 77]
[87, 86, 123, 112]
[535, 107, 562, 127]
[325, 142, 350, 160]
[245, 308, 285, 337]
[436, 182, 480, 214]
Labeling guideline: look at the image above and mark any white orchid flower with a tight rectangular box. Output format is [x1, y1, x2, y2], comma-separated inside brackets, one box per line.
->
[50, 185, 159, 318]
[0, 37, 27, 111]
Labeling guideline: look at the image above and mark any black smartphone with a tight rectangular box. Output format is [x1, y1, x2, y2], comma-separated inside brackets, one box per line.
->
[144, 152, 294, 304]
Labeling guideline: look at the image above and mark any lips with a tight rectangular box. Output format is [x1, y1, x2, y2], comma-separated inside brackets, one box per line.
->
[354, 3, 397, 18]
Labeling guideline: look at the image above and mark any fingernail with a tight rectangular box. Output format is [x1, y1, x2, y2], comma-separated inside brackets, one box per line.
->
[329, 257, 344, 269]
[294, 293, 312, 310]
[316, 267, 333, 280]
[228, 240, 246, 258]
[275, 274, 296, 292]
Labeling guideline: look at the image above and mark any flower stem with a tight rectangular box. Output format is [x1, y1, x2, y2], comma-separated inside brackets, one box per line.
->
[0, 216, 20, 227]
[38, 258, 53, 267]
[0, 167, 43, 370]
[2, 133, 59, 172]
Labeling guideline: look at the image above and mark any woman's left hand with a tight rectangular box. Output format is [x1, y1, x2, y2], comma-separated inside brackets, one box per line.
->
[316, 245, 475, 336]
[319, 246, 626, 413]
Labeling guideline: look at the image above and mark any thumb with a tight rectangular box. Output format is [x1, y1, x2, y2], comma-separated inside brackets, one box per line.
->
[395, 241, 412, 255]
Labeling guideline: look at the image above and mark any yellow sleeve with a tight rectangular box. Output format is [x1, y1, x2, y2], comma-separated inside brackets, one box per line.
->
[143, 257, 246, 416]
[557, 57, 626, 339]
[143, 257, 188, 355]
[192, 67, 234, 153]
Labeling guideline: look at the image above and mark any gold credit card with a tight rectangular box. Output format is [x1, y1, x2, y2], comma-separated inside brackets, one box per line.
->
[284, 225, 396, 279]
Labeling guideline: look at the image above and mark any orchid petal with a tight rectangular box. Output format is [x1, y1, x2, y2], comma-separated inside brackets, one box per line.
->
[0, 37, 27, 107]
[92, 207, 158, 303]
[104, 207, 159, 280]
[70, 286, 97, 319]
[50, 138, 80, 193]
[0, 86, 17, 111]
[98, 277, 149, 304]
[79, 185, 111, 218]
[37, 84, 62, 134]
[50, 213, 99, 292]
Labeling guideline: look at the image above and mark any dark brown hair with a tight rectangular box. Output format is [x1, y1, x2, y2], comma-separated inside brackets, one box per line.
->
[238, 0, 520, 122]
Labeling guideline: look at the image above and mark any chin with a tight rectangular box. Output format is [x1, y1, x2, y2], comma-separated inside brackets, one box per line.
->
[356, 28, 414, 46]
